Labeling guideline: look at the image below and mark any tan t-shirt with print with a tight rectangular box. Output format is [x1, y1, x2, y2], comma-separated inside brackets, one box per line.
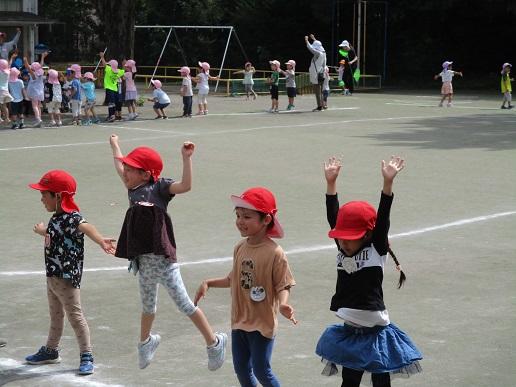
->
[229, 238, 296, 339]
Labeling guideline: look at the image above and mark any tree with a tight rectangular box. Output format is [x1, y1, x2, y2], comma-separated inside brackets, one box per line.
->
[94, 0, 136, 62]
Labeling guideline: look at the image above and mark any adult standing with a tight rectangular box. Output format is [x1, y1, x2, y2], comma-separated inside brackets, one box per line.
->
[338, 40, 358, 95]
[0, 28, 21, 60]
[305, 34, 327, 111]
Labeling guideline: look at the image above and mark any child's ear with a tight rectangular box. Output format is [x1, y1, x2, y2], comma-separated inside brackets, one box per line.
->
[263, 214, 273, 225]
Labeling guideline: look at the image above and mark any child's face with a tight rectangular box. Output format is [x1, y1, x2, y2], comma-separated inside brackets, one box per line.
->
[287, 64, 293, 70]
[235, 208, 270, 238]
[270, 64, 276, 71]
[122, 164, 151, 189]
[337, 232, 371, 256]
[40, 191, 58, 212]
[505, 66, 511, 73]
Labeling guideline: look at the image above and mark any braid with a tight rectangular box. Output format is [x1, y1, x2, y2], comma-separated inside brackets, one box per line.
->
[388, 246, 406, 289]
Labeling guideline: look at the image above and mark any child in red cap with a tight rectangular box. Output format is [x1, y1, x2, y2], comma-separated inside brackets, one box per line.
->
[194, 187, 297, 387]
[315, 157, 422, 387]
[109, 134, 227, 371]
[27, 170, 116, 375]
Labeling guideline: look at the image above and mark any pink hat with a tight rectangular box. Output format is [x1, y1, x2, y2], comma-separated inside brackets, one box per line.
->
[231, 187, 284, 238]
[29, 170, 80, 213]
[285, 59, 296, 68]
[124, 59, 137, 72]
[30, 62, 44, 76]
[198, 61, 210, 72]
[0, 59, 9, 74]
[107, 59, 118, 72]
[47, 69, 60, 85]
[70, 64, 82, 79]
[9, 67, 20, 82]
[150, 79, 162, 89]
[269, 60, 280, 69]
[83, 71, 96, 81]
[328, 201, 377, 240]
[178, 66, 190, 76]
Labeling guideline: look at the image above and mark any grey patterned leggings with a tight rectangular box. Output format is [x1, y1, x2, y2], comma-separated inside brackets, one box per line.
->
[137, 254, 197, 316]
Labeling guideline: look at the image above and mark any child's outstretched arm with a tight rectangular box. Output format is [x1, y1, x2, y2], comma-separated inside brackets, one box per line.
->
[381, 155, 405, 196]
[278, 289, 297, 325]
[109, 134, 125, 180]
[169, 141, 195, 194]
[78, 223, 116, 254]
[194, 276, 230, 306]
[324, 156, 342, 195]
[98, 51, 106, 67]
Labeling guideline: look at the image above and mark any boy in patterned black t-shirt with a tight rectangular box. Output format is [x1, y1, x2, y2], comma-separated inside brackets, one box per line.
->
[27, 170, 115, 375]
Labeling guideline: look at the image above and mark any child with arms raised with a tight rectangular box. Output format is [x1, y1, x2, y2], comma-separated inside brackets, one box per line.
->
[109, 135, 227, 370]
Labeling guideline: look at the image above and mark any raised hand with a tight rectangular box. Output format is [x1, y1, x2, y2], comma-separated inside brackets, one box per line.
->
[382, 155, 405, 183]
[324, 156, 342, 184]
[182, 141, 195, 157]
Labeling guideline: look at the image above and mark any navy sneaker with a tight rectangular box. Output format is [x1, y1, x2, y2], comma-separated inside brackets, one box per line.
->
[25, 346, 61, 364]
[78, 352, 94, 375]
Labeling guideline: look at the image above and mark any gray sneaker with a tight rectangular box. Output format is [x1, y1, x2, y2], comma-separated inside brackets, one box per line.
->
[207, 332, 227, 371]
[138, 334, 161, 369]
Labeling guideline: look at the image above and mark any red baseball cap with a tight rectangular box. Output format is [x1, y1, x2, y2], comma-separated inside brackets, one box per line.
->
[231, 187, 284, 238]
[116, 146, 163, 181]
[29, 170, 80, 213]
[328, 201, 377, 240]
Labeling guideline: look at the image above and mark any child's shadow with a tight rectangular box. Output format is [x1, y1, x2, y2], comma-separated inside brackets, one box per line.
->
[0, 364, 78, 386]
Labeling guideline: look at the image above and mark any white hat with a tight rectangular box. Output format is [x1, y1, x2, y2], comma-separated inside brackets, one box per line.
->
[338, 40, 350, 48]
[442, 61, 453, 69]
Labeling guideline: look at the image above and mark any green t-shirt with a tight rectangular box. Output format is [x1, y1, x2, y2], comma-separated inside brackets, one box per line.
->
[271, 71, 280, 86]
[104, 66, 125, 91]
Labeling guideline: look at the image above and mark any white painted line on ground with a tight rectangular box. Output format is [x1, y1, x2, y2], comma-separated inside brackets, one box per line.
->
[386, 102, 500, 110]
[202, 107, 360, 117]
[1, 210, 514, 277]
[393, 99, 474, 104]
[0, 113, 448, 151]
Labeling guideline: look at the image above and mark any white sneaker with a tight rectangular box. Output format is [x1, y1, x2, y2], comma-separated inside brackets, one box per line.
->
[138, 334, 161, 369]
[207, 332, 227, 371]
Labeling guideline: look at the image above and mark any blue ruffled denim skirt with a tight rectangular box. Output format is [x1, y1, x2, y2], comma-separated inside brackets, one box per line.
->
[316, 323, 422, 376]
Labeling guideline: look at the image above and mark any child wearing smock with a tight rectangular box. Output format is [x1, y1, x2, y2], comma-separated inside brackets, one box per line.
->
[280, 59, 296, 110]
[148, 79, 170, 119]
[268, 60, 281, 113]
[81, 72, 99, 125]
[8, 67, 26, 129]
[500, 62, 513, 109]
[434, 60, 463, 107]
[69, 64, 82, 125]
[123, 59, 138, 119]
[0, 58, 12, 124]
[178, 66, 193, 117]
[46, 69, 62, 127]
[195, 187, 297, 387]
[23, 52, 47, 127]
[193, 61, 219, 115]
[27, 170, 116, 375]
[233, 62, 257, 100]
[316, 156, 422, 387]
[109, 135, 227, 370]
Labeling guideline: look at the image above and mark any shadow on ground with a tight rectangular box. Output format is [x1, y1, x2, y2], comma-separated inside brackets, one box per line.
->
[358, 113, 516, 151]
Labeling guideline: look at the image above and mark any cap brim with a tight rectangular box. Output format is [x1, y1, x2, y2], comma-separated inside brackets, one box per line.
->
[116, 156, 144, 170]
[231, 195, 258, 211]
[328, 228, 367, 240]
[29, 182, 48, 191]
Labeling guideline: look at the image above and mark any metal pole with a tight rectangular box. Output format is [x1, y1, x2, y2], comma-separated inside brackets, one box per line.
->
[150, 27, 173, 86]
[383, 1, 388, 82]
[215, 27, 232, 93]
[363, 1, 367, 86]
[94, 47, 107, 73]
[357, 0, 362, 75]
[172, 28, 188, 66]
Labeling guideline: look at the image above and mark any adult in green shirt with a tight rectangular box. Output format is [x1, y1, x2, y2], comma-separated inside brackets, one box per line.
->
[99, 51, 125, 121]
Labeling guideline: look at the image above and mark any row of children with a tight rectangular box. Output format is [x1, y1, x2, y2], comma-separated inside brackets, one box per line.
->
[265, 59, 332, 113]
[24, 134, 422, 386]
